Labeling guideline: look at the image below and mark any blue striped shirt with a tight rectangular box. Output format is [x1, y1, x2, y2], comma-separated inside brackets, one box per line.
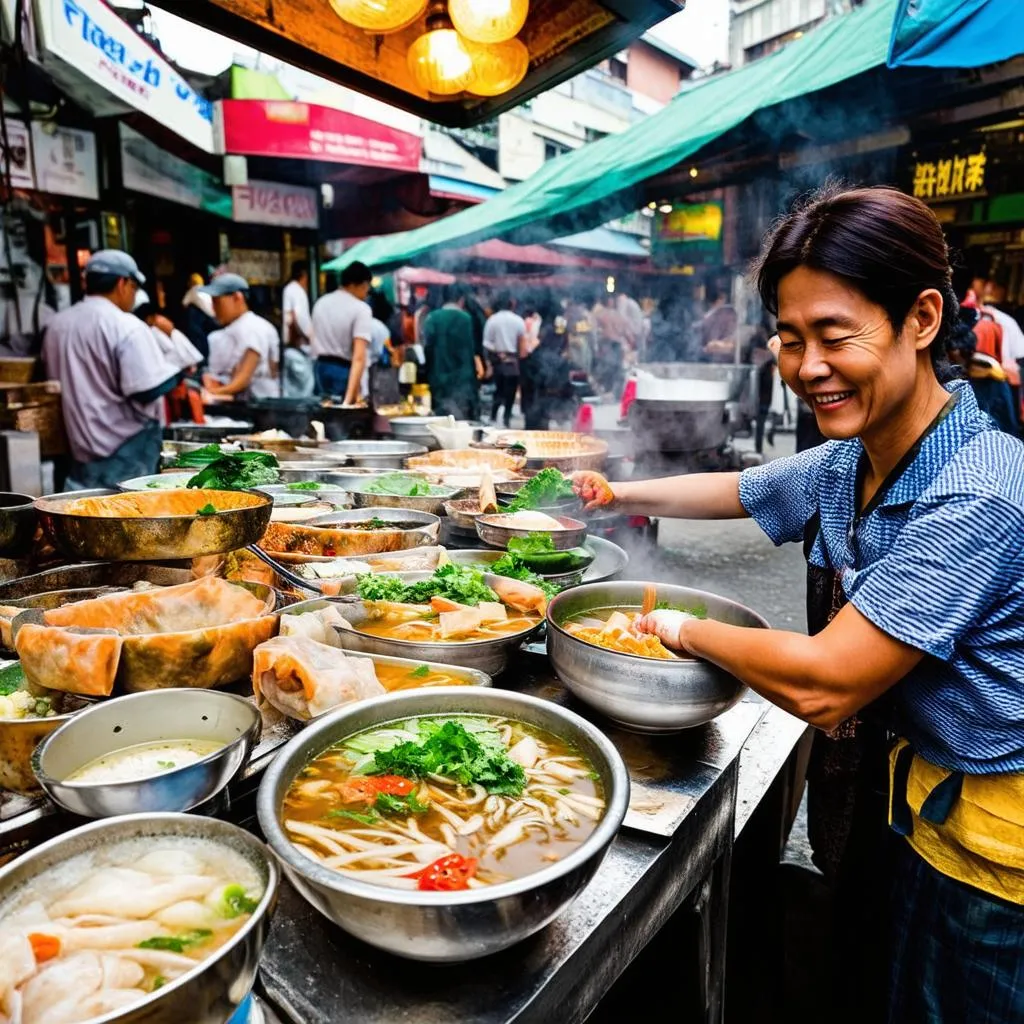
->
[739, 381, 1024, 774]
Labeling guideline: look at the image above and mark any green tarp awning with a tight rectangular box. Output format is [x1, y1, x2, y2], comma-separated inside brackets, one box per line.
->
[329, 0, 898, 273]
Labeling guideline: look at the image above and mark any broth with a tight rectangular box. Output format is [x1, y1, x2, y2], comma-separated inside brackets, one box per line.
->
[356, 613, 540, 643]
[0, 837, 263, 1022]
[374, 663, 469, 691]
[65, 738, 226, 785]
[282, 715, 604, 891]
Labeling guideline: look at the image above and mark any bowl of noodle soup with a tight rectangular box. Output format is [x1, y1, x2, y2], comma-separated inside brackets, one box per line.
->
[0, 812, 278, 1024]
[257, 687, 629, 962]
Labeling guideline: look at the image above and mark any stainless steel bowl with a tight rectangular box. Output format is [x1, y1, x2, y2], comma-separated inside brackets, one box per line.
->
[257, 687, 628, 961]
[348, 482, 463, 516]
[118, 473, 195, 491]
[288, 569, 542, 675]
[325, 440, 429, 468]
[0, 692, 93, 794]
[0, 492, 38, 558]
[0, 812, 278, 1023]
[274, 462, 359, 483]
[33, 689, 261, 817]
[272, 449, 349, 465]
[547, 581, 768, 733]
[475, 514, 587, 551]
[305, 506, 441, 544]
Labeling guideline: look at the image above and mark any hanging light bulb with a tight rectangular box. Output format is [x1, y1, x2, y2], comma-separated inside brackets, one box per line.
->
[408, 1, 476, 95]
[328, 0, 428, 34]
[448, 0, 528, 44]
[466, 37, 528, 97]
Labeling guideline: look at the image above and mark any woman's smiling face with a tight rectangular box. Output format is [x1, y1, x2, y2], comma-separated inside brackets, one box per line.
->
[775, 266, 938, 441]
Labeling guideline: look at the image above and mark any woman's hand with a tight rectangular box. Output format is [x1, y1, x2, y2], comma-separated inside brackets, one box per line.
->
[634, 610, 698, 652]
[571, 470, 615, 510]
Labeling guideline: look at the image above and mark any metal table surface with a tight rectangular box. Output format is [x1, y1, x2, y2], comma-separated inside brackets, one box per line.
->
[257, 652, 769, 1024]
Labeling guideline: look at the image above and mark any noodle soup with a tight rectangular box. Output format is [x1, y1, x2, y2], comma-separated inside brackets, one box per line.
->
[0, 837, 264, 1022]
[282, 715, 604, 891]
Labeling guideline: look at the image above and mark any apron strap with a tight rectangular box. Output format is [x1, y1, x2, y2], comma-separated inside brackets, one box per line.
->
[919, 771, 964, 826]
[889, 738, 966, 836]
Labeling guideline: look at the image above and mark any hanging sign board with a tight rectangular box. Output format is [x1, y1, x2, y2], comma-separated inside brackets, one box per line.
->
[232, 180, 319, 229]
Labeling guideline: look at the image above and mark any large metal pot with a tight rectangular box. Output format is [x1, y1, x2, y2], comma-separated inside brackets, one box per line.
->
[546, 581, 767, 732]
[0, 493, 38, 558]
[257, 687, 628, 962]
[0, 812, 279, 1022]
[0, 692, 92, 793]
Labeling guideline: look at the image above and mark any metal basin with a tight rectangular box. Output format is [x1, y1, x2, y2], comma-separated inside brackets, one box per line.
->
[288, 569, 541, 675]
[256, 687, 628, 961]
[119, 473, 195, 491]
[275, 463, 362, 484]
[325, 440, 428, 468]
[33, 689, 261, 817]
[349, 482, 462, 516]
[546, 582, 767, 733]
[35, 489, 273, 562]
[476, 514, 587, 551]
[0, 692, 92, 794]
[0, 493, 38, 558]
[0, 812, 279, 1023]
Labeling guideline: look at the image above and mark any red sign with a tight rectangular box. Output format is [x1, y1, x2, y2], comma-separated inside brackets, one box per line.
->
[219, 100, 421, 173]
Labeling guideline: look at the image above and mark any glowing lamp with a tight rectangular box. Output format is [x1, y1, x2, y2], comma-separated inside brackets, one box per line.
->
[448, 0, 528, 44]
[328, 0, 427, 33]
[408, 17, 476, 95]
[466, 37, 529, 97]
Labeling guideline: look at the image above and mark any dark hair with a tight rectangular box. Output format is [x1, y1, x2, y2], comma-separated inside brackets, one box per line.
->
[754, 184, 957, 377]
[442, 284, 467, 305]
[85, 272, 126, 296]
[493, 291, 513, 312]
[133, 302, 157, 321]
[340, 261, 373, 288]
[290, 260, 309, 281]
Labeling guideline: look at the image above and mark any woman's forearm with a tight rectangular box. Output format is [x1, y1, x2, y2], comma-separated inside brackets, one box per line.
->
[611, 472, 747, 520]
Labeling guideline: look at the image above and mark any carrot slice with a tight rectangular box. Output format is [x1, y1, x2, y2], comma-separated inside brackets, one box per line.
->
[29, 933, 61, 963]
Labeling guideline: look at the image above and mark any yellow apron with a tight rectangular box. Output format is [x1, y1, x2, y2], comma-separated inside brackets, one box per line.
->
[889, 739, 1024, 904]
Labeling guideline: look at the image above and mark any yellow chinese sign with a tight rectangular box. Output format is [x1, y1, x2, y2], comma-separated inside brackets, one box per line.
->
[912, 150, 987, 200]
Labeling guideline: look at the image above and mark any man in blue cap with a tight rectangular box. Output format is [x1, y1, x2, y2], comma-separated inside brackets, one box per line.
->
[43, 250, 182, 489]
[200, 273, 279, 401]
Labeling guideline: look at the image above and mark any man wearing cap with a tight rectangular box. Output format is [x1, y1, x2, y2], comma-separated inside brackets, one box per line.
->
[42, 250, 182, 489]
[310, 260, 373, 404]
[200, 274, 279, 401]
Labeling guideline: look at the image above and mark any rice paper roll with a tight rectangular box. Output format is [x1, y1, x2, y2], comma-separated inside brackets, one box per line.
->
[252, 636, 384, 720]
[16, 623, 122, 696]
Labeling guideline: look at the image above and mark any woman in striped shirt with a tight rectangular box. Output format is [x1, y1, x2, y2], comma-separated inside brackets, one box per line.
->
[574, 185, 1024, 1024]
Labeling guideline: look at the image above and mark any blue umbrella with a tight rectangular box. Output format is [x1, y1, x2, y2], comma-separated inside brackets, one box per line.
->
[888, 0, 1024, 67]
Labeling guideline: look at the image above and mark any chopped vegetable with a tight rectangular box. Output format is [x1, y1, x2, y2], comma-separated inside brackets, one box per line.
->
[356, 564, 497, 607]
[185, 450, 279, 490]
[506, 533, 556, 556]
[170, 444, 225, 469]
[28, 933, 61, 963]
[374, 791, 430, 815]
[0, 662, 26, 697]
[338, 774, 415, 803]
[152, 976, 167, 991]
[361, 473, 448, 497]
[490, 552, 559, 598]
[138, 930, 212, 953]
[503, 468, 575, 512]
[156, 760, 176, 769]
[196, 504, 218, 517]
[286, 481, 322, 491]
[411, 853, 478, 891]
[216, 884, 259, 918]
[654, 600, 708, 618]
[409, 664, 431, 678]
[326, 809, 381, 825]
[370, 720, 526, 796]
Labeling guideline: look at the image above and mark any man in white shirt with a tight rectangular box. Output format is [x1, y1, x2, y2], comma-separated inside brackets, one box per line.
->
[310, 260, 373, 404]
[42, 250, 181, 489]
[282, 260, 312, 348]
[201, 274, 280, 401]
[483, 293, 526, 428]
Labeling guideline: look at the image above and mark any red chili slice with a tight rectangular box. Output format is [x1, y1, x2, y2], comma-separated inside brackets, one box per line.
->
[337, 776, 415, 803]
[371, 775, 415, 796]
[412, 854, 478, 891]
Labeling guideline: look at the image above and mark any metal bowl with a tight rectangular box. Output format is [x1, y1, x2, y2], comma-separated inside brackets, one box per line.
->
[325, 440, 428, 469]
[547, 582, 768, 733]
[304, 570, 542, 675]
[0, 691, 93, 794]
[35, 489, 273, 562]
[0, 812, 279, 1023]
[449, 536, 628, 588]
[272, 449, 349, 465]
[275, 463, 363, 484]
[167, 421, 253, 443]
[494, 482, 582, 518]
[32, 689, 261, 817]
[0, 492, 38, 558]
[349, 482, 463, 516]
[118, 472, 195, 491]
[257, 687, 628, 962]
[476, 514, 587, 551]
[389, 416, 450, 441]
[305, 506, 441, 543]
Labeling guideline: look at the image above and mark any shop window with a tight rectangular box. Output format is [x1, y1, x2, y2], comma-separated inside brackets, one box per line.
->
[544, 139, 571, 161]
[608, 57, 628, 83]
